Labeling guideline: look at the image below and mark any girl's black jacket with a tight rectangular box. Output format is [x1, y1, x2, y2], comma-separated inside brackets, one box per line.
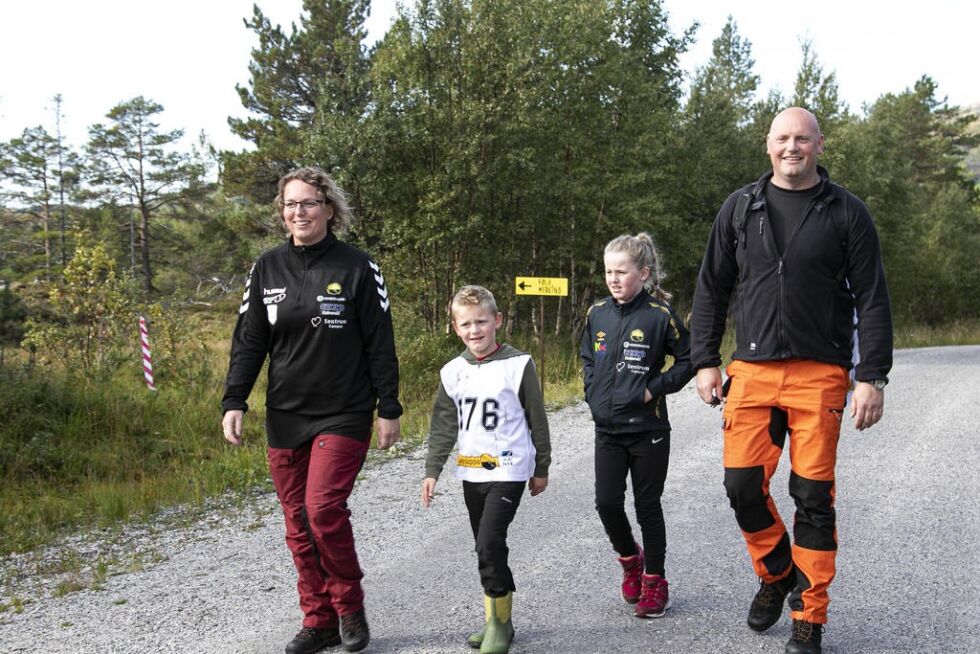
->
[221, 233, 402, 448]
[580, 289, 693, 433]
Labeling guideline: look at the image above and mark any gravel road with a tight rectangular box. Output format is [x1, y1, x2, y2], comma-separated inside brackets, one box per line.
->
[2, 345, 978, 654]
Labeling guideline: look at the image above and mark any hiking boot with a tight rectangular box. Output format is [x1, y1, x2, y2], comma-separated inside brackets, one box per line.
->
[480, 592, 515, 654]
[339, 609, 370, 652]
[284, 626, 341, 654]
[634, 574, 670, 618]
[785, 619, 823, 654]
[747, 569, 796, 632]
[617, 544, 644, 603]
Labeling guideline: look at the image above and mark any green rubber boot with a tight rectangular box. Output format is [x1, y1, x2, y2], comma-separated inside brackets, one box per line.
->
[479, 592, 514, 654]
[467, 623, 485, 649]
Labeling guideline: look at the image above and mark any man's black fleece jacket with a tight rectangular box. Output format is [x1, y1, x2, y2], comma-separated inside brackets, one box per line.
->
[691, 168, 893, 383]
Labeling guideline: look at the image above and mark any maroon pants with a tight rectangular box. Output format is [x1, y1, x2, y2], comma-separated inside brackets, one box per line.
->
[268, 434, 370, 628]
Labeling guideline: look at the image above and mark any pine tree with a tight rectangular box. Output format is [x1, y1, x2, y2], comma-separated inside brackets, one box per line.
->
[224, 0, 372, 202]
[87, 97, 203, 292]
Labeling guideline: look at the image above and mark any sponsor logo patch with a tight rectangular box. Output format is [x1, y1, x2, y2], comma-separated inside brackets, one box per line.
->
[326, 282, 342, 295]
[624, 348, 644, 361]
[262, 286, 287, 309]
[630, 329, 645, 343]
[457, 453, 500, 470]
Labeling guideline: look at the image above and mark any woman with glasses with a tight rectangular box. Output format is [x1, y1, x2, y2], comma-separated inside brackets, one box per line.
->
[221, 166, 402, 654]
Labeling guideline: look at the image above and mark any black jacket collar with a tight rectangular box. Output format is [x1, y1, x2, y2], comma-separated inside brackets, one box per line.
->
[613, 288, 651, 314]
[288, 231, 337, 258]
[749, 165, 841, 208]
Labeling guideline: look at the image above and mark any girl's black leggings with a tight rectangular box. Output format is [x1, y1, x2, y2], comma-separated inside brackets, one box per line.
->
[594, 429, 670, 576]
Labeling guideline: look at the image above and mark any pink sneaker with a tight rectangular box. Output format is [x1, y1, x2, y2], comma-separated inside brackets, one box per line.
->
[617, 545, 644, 603]
[635, 574, 670, 618]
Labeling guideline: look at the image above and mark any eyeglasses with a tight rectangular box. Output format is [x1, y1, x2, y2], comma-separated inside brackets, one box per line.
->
[283, 199, 325, 212]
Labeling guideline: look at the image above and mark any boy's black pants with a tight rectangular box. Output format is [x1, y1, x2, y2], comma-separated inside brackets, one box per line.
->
[462, 480, 525, 597]
[594, 429, 670, 576]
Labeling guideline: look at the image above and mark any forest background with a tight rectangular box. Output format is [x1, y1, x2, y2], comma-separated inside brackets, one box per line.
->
[1, 0, 978, 566]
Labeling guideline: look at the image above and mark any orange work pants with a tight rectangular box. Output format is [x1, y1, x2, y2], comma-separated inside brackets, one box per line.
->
[722, 359, 848, 624]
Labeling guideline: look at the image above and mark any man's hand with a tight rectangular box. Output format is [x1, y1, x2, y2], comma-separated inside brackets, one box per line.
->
[376, 416, 401, 449]
[528, 476, 548, 496]
[421, 477, 437, 507]
[696, 367, 724, 406]
[222, 410, 245, 446]
[851, 382, 884, 430]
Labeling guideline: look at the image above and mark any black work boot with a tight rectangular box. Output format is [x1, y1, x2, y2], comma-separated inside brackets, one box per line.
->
[339, 608, 370, 652]
[747, 568, 796, 632]
[785, 619, 823, 654]
[285, 626, 341, 654]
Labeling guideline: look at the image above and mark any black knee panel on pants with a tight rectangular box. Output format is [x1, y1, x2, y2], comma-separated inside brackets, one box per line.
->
[768, 407, 788, 449]
[724, 466, 777, 533]
[760, 532, 793, 577]
[788, 471, 836, 551]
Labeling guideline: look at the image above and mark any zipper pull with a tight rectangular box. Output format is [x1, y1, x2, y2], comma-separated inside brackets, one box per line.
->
[778, 259, 784, 275]
[758, 215, 763, 235]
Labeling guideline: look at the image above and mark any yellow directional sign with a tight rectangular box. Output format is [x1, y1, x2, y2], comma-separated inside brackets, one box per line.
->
[515, 276, 568, 296]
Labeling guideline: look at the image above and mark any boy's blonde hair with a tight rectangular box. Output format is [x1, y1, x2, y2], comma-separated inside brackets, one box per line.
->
[604, 232, 672, 301]
[451, 285, 498, 317]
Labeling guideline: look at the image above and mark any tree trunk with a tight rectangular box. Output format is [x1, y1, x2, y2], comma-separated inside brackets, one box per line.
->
[129, 217, 137, 275]
[140, 205, 153, 292]
[41, 180, 52, 279]
[554, 262, 564, 336]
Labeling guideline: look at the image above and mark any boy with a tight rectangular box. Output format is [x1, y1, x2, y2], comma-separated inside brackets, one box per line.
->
[422, 285, 551, 654]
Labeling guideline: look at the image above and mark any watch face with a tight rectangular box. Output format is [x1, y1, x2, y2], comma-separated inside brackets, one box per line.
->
[871, 379, 887, 390]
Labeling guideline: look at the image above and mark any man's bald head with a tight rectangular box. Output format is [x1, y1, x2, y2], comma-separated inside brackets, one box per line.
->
[766, 107, 825, 189]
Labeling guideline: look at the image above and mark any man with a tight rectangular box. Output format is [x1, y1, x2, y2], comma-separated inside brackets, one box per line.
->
[690, 108, 892, 654]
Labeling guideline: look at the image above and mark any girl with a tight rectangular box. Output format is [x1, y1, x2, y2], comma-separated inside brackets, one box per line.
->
[579, 232, 693, 618]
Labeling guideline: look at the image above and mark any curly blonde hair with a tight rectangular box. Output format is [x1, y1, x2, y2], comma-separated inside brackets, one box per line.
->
[451, 285, 498, 318]
[274, 166, 352, 235]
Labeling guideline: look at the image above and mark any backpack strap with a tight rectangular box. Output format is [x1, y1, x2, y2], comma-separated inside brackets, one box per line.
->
[731, 190, 752, 248]
[815, 183, 850, 283]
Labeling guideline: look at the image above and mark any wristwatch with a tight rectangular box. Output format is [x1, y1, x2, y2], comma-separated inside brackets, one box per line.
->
[867, 379, 888, 390]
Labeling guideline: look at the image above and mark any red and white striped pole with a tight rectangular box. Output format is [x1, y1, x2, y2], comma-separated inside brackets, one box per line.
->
[139, 316, 157, 391]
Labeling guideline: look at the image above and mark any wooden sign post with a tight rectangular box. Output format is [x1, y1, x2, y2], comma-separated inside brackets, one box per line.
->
[515, 276, 569, 400]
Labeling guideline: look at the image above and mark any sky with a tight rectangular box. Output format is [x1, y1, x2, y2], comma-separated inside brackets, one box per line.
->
[0, 0, 976, 155]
